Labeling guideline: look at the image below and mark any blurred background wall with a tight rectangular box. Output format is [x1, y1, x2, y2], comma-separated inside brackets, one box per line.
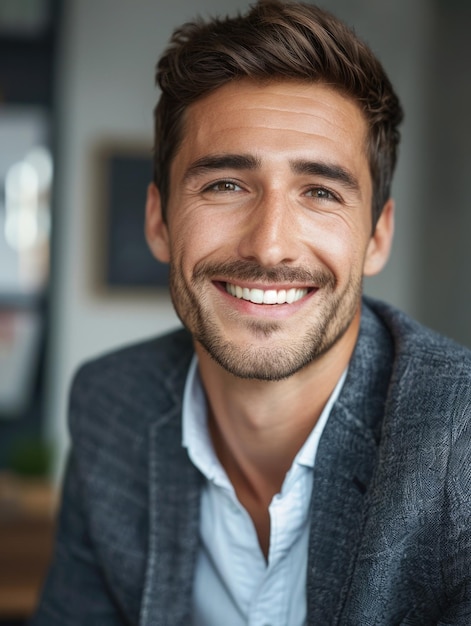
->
[1, 0, 470, 483]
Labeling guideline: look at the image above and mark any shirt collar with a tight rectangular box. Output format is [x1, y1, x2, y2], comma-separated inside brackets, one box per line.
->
[182, 354, 347, 481]
[182, 356, 228, 485]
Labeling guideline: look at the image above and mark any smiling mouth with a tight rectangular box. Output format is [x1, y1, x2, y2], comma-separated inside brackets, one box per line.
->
[225, 281, 310, 305]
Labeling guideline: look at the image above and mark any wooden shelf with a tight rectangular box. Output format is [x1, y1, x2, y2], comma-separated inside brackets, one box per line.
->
[0, 474, 56, 619]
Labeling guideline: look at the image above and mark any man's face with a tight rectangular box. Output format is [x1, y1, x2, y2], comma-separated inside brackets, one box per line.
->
[146, 80, 393, 380]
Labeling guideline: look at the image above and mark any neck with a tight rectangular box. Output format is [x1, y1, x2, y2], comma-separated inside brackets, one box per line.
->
[195, 323, 356, 502]
[194, 316, 358, 558]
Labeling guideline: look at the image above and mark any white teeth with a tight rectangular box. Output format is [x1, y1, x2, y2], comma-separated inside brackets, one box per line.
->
[263, 290, 278, 304]
[286, 288, 296, 304]
[250, 289, 264, 304]
[225, 283, 308, 304]
[276, 289, 286, 304]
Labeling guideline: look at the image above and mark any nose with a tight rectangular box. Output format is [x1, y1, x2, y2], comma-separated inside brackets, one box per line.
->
[237, 190, 300, 267]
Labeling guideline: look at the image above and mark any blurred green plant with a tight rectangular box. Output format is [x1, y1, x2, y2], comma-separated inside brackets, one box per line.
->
[8, 437, 53, 477]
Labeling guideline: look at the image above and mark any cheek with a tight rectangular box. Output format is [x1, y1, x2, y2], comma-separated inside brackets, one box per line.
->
[169, 212, 238, 267]
[302, 217, 366, 275]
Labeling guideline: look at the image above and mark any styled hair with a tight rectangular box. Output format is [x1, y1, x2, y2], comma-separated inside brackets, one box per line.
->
[154, 0, 403, 225]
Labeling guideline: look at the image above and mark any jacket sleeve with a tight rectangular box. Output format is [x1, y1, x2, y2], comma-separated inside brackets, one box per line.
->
[29, 452, 128, 626]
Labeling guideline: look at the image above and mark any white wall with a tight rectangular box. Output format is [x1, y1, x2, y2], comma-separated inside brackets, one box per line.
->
[45, 0, 433, 478]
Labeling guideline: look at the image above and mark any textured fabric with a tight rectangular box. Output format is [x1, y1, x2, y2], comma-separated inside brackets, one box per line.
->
[31, 298, 471, 626]
[182, 355, 346, 625]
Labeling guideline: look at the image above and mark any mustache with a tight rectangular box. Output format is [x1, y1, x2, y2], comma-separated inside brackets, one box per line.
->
[192, 260, 336, 289]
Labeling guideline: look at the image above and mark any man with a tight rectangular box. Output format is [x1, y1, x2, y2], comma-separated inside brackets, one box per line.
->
[33, 1, 471, 624]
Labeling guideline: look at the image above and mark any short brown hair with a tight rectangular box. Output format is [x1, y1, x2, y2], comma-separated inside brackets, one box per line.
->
[154, 0, 403, 225]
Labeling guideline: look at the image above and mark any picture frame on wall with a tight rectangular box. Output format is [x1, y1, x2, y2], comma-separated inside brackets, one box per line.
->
[95, 142, 169, 290]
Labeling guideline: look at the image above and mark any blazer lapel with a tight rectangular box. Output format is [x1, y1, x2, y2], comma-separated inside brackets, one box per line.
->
[140, 403, 203, 626]
[307, 303, 394, 625]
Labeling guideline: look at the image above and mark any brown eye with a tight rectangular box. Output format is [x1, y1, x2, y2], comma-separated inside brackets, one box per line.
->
[206, 180, 242, 192]
[306, 187, 337, 201]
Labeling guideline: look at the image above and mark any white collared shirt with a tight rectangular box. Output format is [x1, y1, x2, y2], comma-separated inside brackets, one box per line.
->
[182, 357, 346, 626]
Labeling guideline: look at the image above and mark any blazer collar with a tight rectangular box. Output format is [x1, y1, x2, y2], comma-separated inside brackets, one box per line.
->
[307, 302, 394, 624]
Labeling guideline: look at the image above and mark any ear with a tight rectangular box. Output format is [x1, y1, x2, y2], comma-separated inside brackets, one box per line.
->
[363, 198, 395, 277]
[145, 183, 170, 263]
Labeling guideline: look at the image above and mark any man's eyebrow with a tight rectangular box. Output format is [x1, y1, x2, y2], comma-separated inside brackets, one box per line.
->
[291, 159, 360, 192]
[184, 154, 261, 182]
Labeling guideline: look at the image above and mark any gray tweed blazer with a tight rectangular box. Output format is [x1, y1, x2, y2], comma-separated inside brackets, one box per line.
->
[31, 299, 471, 625]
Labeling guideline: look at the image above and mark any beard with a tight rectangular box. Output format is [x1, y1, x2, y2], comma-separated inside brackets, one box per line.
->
[169, 258, 362, 381]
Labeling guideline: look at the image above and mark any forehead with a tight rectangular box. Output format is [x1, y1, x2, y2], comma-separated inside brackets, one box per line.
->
[171, 79, 370, 184]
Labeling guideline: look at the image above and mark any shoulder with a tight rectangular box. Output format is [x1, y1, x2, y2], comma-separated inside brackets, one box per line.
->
[364, 297, 471, 463]
[69, 327, 194, 438]
[365, 298, 471, 493]
[365, 296, 471, 380]
[73, 327, 193, 390]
